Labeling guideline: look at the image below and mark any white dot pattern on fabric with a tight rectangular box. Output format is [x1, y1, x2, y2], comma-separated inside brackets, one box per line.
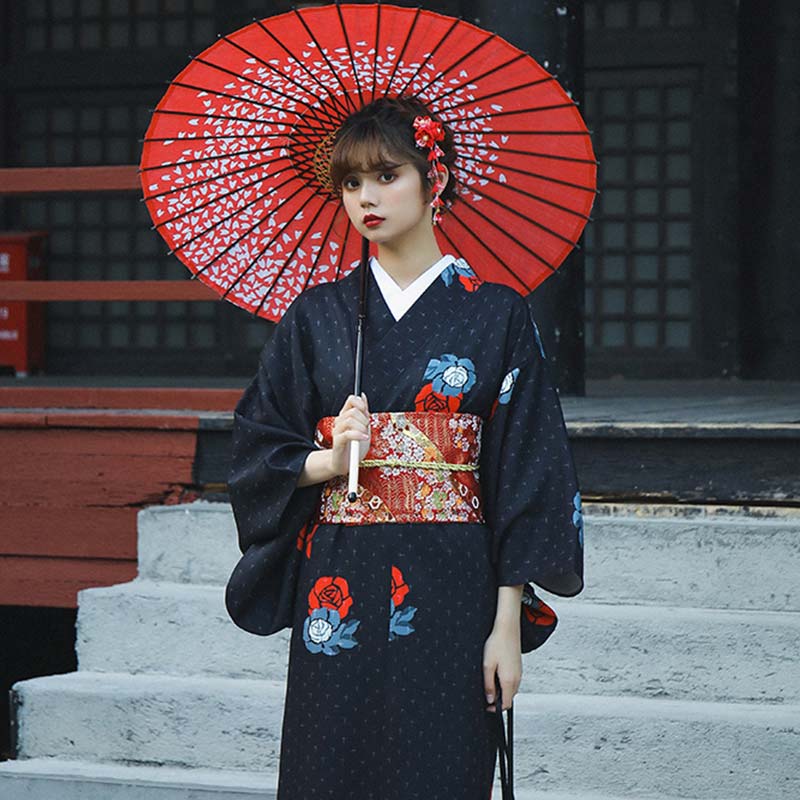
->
[226, 259, 584, 799]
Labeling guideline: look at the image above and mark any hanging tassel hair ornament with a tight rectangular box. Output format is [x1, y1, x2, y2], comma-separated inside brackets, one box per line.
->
[413, 115, 447, 226]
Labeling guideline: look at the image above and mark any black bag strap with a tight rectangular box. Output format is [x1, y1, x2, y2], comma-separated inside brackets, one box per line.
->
[493, 675, 515, 799]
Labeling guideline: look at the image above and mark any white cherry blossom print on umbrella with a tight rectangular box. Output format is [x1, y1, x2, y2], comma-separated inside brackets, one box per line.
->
[140, 2, 597, 322]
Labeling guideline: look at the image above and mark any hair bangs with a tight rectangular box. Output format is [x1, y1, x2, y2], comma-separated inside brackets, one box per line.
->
[327, 96, 458, 207]
[329, 120, 409, 192]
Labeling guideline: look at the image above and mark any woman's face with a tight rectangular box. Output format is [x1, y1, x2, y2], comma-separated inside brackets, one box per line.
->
[340, 160, 432, 247]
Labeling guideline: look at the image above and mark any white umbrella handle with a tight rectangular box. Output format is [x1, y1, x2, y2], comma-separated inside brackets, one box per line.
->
[347, 439, 360, 502]
[348, 236, 369, 505]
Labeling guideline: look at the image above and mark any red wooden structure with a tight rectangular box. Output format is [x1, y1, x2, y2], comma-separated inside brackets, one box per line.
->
[0, 165, 239, 608]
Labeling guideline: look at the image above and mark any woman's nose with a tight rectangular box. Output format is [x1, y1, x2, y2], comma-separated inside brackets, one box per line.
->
[359, 180, 377, 206]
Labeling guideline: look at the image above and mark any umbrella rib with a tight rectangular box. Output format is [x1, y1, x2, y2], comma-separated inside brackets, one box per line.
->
[382, 7, 424, 99]
[225, 193, 328, 305]
[431, 55, 538, 107]
[151, 107, 327, 140]
[287, 141, 331, 168]
[156, 167, 297, 234]
[144, 155, 292, 204]
[455, 157, 598, 194]
[205, 191, 318, 300]
[435, 225, 484, 288]
[301, 203, 338, 291]
[144, 133, 278, 143]
[166, 80, 334, 130]
[251, 19, 352, 119]
[457, 163, 594, 220]
[371, 3, 382, 104]
[291, 8, 358, 113]
[410, 31, 527, 100]
[184, 57, 341, 128]
[139, 145, 280, 173]
[216, 33, 330, 115]
[335, 2, 365, 108]
[439, 76, 557, 114]
[393, 17, 472, 99]
[252, 202, 344, 319]
[447, 102, 579, 124]
[443, 212, 531, 292]
[187, 179, 315, 275]
[451, 199, 560, 273]
[471, 143, 599, 166]
[251, 199, 334, 316]
[454, 129, 590, 137]
[460, 183, 581, 249]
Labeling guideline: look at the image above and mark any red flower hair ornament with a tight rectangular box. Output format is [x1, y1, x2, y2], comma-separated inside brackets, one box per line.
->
[413, 115, 447, 226]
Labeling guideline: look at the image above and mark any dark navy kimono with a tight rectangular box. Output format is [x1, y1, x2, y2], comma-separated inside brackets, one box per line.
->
[226, 257, 584, 800]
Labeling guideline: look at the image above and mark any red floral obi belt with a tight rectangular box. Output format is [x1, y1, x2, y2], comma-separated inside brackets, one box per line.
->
[312, 411, 485, 525]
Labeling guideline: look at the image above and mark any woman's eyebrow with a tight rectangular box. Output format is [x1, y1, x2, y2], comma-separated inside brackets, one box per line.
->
[361, 161, 404, 173]
[342, 161, 405, 179]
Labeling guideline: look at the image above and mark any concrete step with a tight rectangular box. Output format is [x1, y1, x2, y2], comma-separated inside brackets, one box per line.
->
[12, 673, 285, 773]
[76, 580, 291, 681]
[506, 693, 800, 799]
[137, 502, 241, 587]
[137, 502, 800, 610]
[0, 757, 711, 800]
[584, 513, 800, 611]
[0, 758, 278, 799]
[11, 672, 800, 798]
[77, 580, 800, 705]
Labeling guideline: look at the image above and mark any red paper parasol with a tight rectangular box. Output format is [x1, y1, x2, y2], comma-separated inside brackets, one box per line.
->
[140, 2, 596, 322]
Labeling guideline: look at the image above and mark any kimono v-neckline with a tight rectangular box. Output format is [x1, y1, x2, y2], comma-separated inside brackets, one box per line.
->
[370, 254, 455, 323]
[334, 257, 473, 385]
[339, 258, 462, 343]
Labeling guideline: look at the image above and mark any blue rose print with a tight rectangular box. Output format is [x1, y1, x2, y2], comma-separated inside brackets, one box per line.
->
[439, 258, 482, 292]
[423, 354, 477, 397]
[388, 599, 418, 641]
[572, 491, 584, 548]
[303, 607, 360, 656]
[497, 367, 520, 405]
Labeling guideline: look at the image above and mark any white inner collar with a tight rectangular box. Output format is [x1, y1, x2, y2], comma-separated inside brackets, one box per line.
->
[370, 254, 456, 321]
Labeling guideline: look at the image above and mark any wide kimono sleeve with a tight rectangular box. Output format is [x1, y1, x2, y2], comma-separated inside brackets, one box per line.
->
[480, 293, 585, 597]
[224, 295, 326, 635]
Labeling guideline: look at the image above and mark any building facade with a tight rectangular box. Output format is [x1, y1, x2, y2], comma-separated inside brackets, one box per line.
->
[0, 0, 795, 380]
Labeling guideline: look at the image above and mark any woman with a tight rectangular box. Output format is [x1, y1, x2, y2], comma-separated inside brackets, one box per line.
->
[226, 96, 584, 800]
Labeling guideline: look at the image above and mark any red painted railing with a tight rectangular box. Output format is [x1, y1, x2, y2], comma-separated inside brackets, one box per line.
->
[0, 165, 216, 302]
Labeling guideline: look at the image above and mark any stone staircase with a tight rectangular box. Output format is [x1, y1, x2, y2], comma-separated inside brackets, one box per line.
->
[1, 501, 798, 799]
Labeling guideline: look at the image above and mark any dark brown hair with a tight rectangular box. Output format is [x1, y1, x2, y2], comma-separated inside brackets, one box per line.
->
[328, 96, 458, 208]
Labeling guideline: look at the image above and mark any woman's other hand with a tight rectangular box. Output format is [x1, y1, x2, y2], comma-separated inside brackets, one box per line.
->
[483, 605, 522, 713]
[330, 392, 371, 476]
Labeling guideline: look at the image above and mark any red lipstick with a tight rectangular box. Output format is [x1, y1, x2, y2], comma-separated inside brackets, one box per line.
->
[363, 214, 385, 228]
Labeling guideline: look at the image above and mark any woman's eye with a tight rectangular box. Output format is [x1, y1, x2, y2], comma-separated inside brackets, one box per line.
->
[343, 177, 359, 190]
[379, 172, 396, 183]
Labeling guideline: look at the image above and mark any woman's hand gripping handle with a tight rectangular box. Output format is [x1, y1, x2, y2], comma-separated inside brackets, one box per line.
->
[329, 393, 371, 500]
[297, 393, 371, 489]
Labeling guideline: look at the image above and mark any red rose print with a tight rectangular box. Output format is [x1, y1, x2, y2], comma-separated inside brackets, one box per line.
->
[414, 382, 462, 412]
[458, 273, 483, 293]
[390, 565, 410, 607]
[296, 521, 319, 558]
[523, 597, 557, 626]
[309, 576, 353, 619]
